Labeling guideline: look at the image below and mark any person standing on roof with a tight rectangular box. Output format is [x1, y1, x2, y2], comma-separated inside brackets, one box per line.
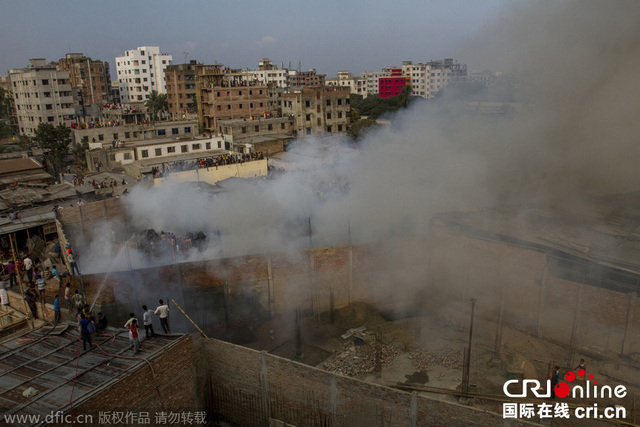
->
[155, 299, 170, 333]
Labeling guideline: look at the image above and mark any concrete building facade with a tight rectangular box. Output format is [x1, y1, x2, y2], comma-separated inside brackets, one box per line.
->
[165, 61, 197, 117]
[9, 59, 76, 136]
[219, 116, 293, 154]
[56, 53, 112, 106]
[115, 46, 172, 104]
[280, 86, 350, 137]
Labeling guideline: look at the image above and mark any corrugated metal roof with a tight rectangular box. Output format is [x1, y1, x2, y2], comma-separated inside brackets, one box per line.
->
[0, 324, 185, 425]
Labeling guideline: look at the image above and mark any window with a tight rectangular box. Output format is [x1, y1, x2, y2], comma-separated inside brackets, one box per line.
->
[157, 129, 166, 136]
[255, 125, 259, 132]
[206, 142, 211, 149]
[124, 152, 132, 160]
[338, 99, 342, 105]
[184, 127, 191, 133]
[192, 144, 201, 150]
[172, 128, 179, 135]
[44, 92, 51, 97]
[281, 123, 285, 130]
[326, 113, 331, 120]
[242, 127, 247, 134]
[110, 154, 116, 161]
[125, 132, 131, 138]
[317, 118, 322, 126]
[141, 150, 149, 158]
[306, 127, 311, 135]
[47, 116, 54, 122]
[326, 100, 331, 106]
[306, 114, 311, 121]
[155, 148, 162, 156]
[305, 100, 310, 107]
[327, 126, 332, 132]
[98, 134, 104, 141]
[167, 146, 176, 153]
[113, 133, 119, 140]
[338, 125, 343, 132]
[42, 79, 49, 85]
[218, 141, 222, 148]
[268, 124, 273, 131]
[227, 105, 231, 110]
[181, 145, 188, 153]
[338, 112, 343, 119]
[82, 136, 89, 143]
[45, 104, 52, 110]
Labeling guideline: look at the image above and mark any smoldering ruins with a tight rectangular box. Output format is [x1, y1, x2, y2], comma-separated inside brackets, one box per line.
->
[5, 1, 640, 425]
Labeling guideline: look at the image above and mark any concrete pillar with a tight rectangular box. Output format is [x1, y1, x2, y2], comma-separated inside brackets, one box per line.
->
[308, 250, 318, 317]
[622, 292, 637, 355]
[410, 392, 418, 427]
[266, 254, 273, 319]
[493, 285, 506, 357]
[348, 247, 353, 307]
[536, 256, 549, 338]
[260, 352, 271, 420]
[330, 376, 338, 426]
[568, 284, 585, 367]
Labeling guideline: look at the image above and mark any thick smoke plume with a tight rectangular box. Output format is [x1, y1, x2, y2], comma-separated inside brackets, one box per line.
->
[81, 1, 640, 278]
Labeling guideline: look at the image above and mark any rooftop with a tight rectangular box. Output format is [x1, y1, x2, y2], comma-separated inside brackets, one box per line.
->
[0, 158, 43, 177]
[0, 324, 187, 424]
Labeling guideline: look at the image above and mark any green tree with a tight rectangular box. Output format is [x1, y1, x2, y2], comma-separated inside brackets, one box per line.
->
[73, 140, 89, 168]
[0, 120, 12, 138]
[145, 90, 168, 120]
[348, 118, 377, 140]
[350, 108, 361, 122]
[33, 123, 72, 175]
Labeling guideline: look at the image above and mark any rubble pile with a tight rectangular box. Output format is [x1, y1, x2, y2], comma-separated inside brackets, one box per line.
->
[322, 336, 401, 377]
[409, 348, 463, 372]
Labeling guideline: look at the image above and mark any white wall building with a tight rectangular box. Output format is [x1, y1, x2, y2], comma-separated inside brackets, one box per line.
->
[243, 58, 289, 88]
[115, 46, 172, 104]
[326, 71, 368, 97]
[362, 69, 391, 97]
[9, 59, 76, 136]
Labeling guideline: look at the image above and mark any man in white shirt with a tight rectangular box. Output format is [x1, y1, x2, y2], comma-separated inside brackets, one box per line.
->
[23, 257, 33, 284]
[154, 299, 170, 333]
[142, 305, 155, 338]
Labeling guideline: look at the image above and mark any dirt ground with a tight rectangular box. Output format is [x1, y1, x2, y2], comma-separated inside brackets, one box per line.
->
[247, 302, 640, 426]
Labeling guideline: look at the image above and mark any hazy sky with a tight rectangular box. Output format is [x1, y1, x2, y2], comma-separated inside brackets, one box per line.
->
[1, 0, 511, 79]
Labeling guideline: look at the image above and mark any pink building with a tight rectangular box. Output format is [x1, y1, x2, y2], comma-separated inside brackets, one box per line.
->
[378, 68, 409, 98]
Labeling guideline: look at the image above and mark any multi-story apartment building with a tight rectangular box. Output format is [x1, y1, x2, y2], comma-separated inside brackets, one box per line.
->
[193, 64, 272, 134]
[56, 53, 112, 106]
[362, 70, 391, 97]
[379, 68, 410, 98]
[73, 118, 199, 149]
[115, 46, 172, 104]
[280, 86, 350, 137]
[326, 71, 368, 97]
[0, 76, 19, 134]
[400, 59, 468, 99]
[165, 61, 197, 117]
[219, 116, 293, 155]
[9, 59, 76, 136]
[288, 69, 326, 88]
[243, 58, 289, 88]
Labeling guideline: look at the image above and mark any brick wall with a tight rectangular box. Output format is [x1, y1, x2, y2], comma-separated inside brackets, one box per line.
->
[204, 338, 536, 427]
[68, 215, 640, 358]
[73, 336, 198, 417]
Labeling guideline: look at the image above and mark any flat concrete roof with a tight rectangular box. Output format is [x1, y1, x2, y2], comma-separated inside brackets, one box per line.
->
[0, 158, 43, 176]
[0, 324, 187, 425]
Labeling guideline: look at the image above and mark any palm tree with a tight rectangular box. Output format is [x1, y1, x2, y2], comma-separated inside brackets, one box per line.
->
[145, 90, 168, 121]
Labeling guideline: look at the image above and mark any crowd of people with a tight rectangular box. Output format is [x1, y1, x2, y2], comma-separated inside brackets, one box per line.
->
[1, 242, 172, 355]
[151, 152, 265, 178]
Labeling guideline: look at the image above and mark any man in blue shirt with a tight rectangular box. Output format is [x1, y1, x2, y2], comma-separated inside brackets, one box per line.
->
[53, 295, 61, 324]
[79, 313, 92, 350]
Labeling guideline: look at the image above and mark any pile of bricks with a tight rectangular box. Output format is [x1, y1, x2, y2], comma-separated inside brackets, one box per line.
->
[408, 348, 462, 372]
